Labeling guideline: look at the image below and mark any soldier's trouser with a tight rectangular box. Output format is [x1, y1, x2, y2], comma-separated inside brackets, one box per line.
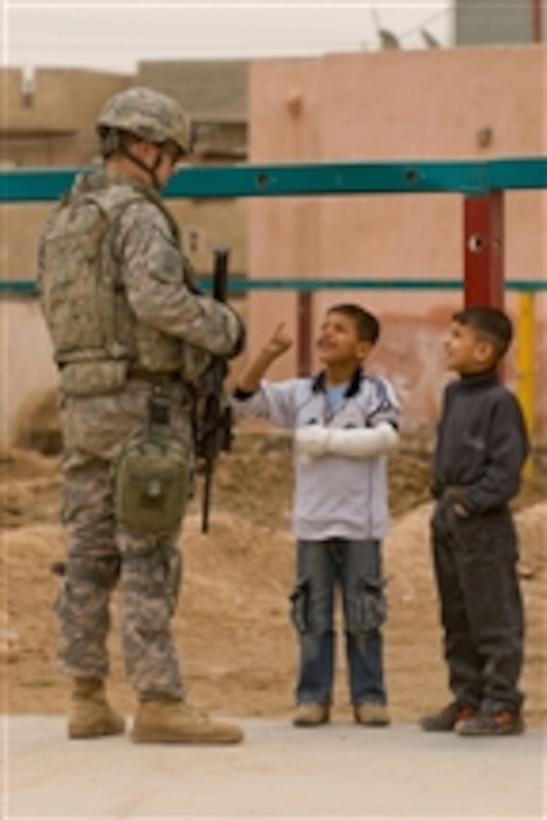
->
[55, 453, 183, 701]
[290, 539, 387, 706]
[431, 499, 524, 713]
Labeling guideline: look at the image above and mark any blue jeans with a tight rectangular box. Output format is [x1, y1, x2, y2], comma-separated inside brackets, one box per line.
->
[290, 538, 387, 706]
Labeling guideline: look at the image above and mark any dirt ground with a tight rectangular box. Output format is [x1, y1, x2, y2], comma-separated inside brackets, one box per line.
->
[1, 430, 546, 727]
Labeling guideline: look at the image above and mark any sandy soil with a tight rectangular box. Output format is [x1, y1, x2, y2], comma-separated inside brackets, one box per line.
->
[1, 431, 546, 726]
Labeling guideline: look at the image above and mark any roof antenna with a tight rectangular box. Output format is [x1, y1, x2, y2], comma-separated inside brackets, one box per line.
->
[22, 66, 35, 108]
[371, 8, 401, 50]
[421, 28, 441, 49]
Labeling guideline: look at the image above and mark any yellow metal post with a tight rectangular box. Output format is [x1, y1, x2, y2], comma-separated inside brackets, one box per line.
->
[516, 292, 535, 478]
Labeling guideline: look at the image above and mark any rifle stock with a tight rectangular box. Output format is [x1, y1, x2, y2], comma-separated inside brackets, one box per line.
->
[212, 246, 229, 302]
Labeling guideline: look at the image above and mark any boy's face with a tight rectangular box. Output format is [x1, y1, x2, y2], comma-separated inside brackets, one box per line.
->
[316, 311, 371, 366]
[444, 321, 496, 373]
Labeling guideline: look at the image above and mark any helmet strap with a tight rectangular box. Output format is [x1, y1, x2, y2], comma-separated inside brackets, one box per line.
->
[120, 142, 164, 190]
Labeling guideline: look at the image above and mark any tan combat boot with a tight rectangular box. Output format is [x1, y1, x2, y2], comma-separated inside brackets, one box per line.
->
[292, 702, 330, 727]
[353, 702, 391, 727]
[69, 678, 125, 739]
[131, 698, 244, 744]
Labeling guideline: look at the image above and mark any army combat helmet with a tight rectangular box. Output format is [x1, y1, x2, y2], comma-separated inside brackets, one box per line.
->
[96, 86, 192, 187]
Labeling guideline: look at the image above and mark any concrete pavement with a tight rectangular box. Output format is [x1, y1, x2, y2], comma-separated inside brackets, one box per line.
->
[2, 716, 545, 819]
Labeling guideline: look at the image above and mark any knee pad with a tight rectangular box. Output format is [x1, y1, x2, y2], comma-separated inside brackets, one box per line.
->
[58, 555, 120, 590]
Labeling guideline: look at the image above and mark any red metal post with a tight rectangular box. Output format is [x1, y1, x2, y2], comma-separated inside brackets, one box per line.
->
[297, 291, 313, 376]
[532, 0, 543, 42]
[463, 192, 505, 308]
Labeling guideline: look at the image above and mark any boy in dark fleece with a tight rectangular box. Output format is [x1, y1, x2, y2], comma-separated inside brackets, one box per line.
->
[422, 306, 529, 736]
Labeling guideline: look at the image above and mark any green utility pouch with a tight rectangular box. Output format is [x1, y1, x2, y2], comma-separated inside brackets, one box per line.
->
[113, 386, 191, 533]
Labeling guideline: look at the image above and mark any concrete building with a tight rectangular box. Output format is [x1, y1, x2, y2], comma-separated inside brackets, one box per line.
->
[138, 60, 247, 162]
[0, 63, 249, 451]
[0, 64, 249, 282]
[1, 68, 130, 167]
[455, 0, 543, 44]
[247, 46, 547, 436]
[1, 48, 546, 450]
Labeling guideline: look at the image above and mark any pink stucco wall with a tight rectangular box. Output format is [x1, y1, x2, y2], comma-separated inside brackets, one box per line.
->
[248, 46, 547, 438]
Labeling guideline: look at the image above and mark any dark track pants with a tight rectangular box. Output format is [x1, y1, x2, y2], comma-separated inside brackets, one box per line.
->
[431, 499, 524, 713]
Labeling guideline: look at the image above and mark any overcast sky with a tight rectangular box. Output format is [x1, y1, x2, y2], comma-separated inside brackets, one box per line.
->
[3, 1, 452, 74]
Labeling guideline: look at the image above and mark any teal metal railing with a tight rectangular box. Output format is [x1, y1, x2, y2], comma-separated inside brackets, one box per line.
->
[2, 278, 546, 296]
[1, 157, 546, 203]
[2, 155, 545, 296]
[1, 155, 545, 448]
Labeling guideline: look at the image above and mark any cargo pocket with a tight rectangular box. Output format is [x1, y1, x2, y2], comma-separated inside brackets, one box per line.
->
[289, 579, 310, 633]
[348, 576, 387, 635]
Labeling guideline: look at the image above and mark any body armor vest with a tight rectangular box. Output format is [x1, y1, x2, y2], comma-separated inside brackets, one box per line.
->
[38, 171, 196, 396]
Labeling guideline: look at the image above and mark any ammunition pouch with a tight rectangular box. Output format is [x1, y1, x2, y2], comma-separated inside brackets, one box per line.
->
[113, 386, 192, 534]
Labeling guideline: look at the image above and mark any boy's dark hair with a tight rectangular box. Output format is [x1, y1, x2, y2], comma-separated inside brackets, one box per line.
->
[328, 303, 380, 344]
[453, 305, 513, 361]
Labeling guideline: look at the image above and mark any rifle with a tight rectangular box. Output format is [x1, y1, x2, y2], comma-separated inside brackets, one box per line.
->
[197, 246, 233, 533]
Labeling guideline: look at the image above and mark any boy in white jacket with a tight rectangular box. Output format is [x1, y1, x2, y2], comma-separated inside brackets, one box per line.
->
[232, 304, 400, 727]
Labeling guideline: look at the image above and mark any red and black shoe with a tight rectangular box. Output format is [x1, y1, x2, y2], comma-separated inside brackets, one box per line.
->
[456, 708, 525, 736]
[420, 702, 477, 732]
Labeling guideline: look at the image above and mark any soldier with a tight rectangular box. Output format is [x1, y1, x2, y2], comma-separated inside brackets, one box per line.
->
[38, 87, 245, 744]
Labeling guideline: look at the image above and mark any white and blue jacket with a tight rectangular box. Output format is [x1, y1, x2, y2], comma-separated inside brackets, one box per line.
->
[233, 369, 400, 541]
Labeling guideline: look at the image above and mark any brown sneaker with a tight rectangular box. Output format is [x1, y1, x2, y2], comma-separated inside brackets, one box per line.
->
[68, 678, 125, 740]
[420, 702, 477, 732]
[353, 702, 390, 727]
[292, 702, 330, 727]
[131, 698, 243, 744]
[456, 709, 525, 737]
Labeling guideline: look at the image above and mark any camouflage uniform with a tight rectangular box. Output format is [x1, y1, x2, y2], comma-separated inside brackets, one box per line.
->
[38, 90, 243, 705]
